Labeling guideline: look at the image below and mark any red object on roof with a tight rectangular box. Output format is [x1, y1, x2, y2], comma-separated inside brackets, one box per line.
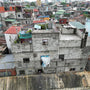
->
[5, 26, 21, 34]
[33, 20, 45, 24]
[0, 10, 15, 13]
[34, 9, 38, 12]
[80, 15, 83, 17]
[59, 18, 68, 24]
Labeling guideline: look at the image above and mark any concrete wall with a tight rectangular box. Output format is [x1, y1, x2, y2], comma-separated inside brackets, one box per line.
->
[12, 43, 33, 53]
[8, 11, 16, 18]
[5, 34, 17, 51]
[16, 67, 35, 75]
[59, 48, 82, 59]
[76, 29, 84, 38]
[11, 28, 89, 75]
[62, 28, 74, 34]
[32, 33, 59, 51]
[59, 40, 81, 47]
[16, 12, 23, 19]
[86, 37, 90, 46]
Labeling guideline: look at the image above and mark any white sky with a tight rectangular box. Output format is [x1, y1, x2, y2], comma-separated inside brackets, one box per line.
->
[24, 0, 90, 2]
[0, 0, 90, 2]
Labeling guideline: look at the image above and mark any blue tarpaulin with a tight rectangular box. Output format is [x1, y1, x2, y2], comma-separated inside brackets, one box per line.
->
[41, 55, 50, 67]
[38, 15, 49, 18]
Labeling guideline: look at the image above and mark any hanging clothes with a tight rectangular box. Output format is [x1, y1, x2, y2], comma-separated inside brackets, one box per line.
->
[41, 55, 50, 67]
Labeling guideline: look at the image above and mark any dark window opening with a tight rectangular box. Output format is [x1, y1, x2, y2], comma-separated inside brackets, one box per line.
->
[18, 15, 20, 17]
[66, 63, 70, 66]
[59, 55, 64, 61]
[40, 59, 43, 65]
[19, 70, 25, 75]
[70, 68, 76, 71]
[80, 67, 83, 70]
[23, 58, 30, 63]
[33, 53, 37, 57]
[42, 39, 48, 45]
[12, 7, 14, 10]
[38, 69, 43, 73]
[26, 21, 27, 24]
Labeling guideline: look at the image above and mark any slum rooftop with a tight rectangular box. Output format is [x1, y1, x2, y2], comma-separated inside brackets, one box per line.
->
[60, 34, 81, 40]
[0, 54, 15, 69]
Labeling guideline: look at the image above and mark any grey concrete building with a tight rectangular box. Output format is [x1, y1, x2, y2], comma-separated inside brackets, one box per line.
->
[11, 23, 89, 75]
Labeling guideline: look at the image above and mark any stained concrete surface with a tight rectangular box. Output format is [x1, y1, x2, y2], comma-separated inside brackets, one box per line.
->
[0, 72, 89, 90]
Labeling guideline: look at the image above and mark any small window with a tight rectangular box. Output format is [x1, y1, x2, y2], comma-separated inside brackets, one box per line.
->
[33, 53, 37, 57]
[8, 72, 11, 76]
[59, 55, 64, 61]
[18, 15, 20, 17]
[80, 67, 83, 70]
[12, 7, 14, 10]
[19, 70, 25, 75]
[70, 68, 76, 71]
[26, 21, 27, 24]
[23, 58, 30, 63]
[38, 69, 43, 73]
[9, 36, 11, 41]
[42, 39, 48, 45]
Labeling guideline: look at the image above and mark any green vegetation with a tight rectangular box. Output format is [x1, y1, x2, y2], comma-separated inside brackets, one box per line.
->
[39, 24, 48, 30]
[50, 15, 55, 18]
[83, 14, 90, 18]
[26, 29, 32, 33]
[14, 37, 20, 44]
[48, 2, 53, 5]
[14, 40, 17, 44]
[26, 4, 30, 8]
[61, 2, 66, 6]
[30, 2, 36, 6]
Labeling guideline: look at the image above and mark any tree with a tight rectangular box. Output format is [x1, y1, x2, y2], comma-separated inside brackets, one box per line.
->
[26, 4, 30, 8]
[30, 2, 36, 6]
[61, 2, 66, 6]
[48, 2, 53, 5]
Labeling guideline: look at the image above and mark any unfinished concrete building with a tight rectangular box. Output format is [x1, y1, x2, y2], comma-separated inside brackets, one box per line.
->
[11, 22, 89, 75]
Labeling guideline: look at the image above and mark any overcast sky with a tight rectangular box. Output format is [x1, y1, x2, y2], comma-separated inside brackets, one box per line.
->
[0, 0, 90, 2]
[24, 0, 90, 2]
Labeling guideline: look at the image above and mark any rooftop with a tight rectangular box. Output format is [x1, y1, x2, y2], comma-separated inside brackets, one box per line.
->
[5, 19, 16, 22]
[38, 15, 49, 18]
[60, 34, 81, 40]
[5, 26, 21, 34]
[32, 29, 59, 34]
[0, 54, 15, 69]
[69, 21, 85, 29]
[33, 20, 45, 24]
[34, 9, 38, 12]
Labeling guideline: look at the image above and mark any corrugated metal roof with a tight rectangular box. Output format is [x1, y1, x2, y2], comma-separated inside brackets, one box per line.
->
[5, 19, 16, 22]
[38, 15, 49, 18]
[34, 9, 38, 12]
[69, 21, 85, 29]
[0, 54, 15, 69]
[33, 20, 45, 24]
[56, 10, 65, 15]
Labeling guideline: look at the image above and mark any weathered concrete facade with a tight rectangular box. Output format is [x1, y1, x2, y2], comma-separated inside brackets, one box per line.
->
[11, 26, 89, 75]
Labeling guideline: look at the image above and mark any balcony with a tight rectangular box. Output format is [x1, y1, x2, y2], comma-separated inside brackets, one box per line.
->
[12, 28, 33, 53]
